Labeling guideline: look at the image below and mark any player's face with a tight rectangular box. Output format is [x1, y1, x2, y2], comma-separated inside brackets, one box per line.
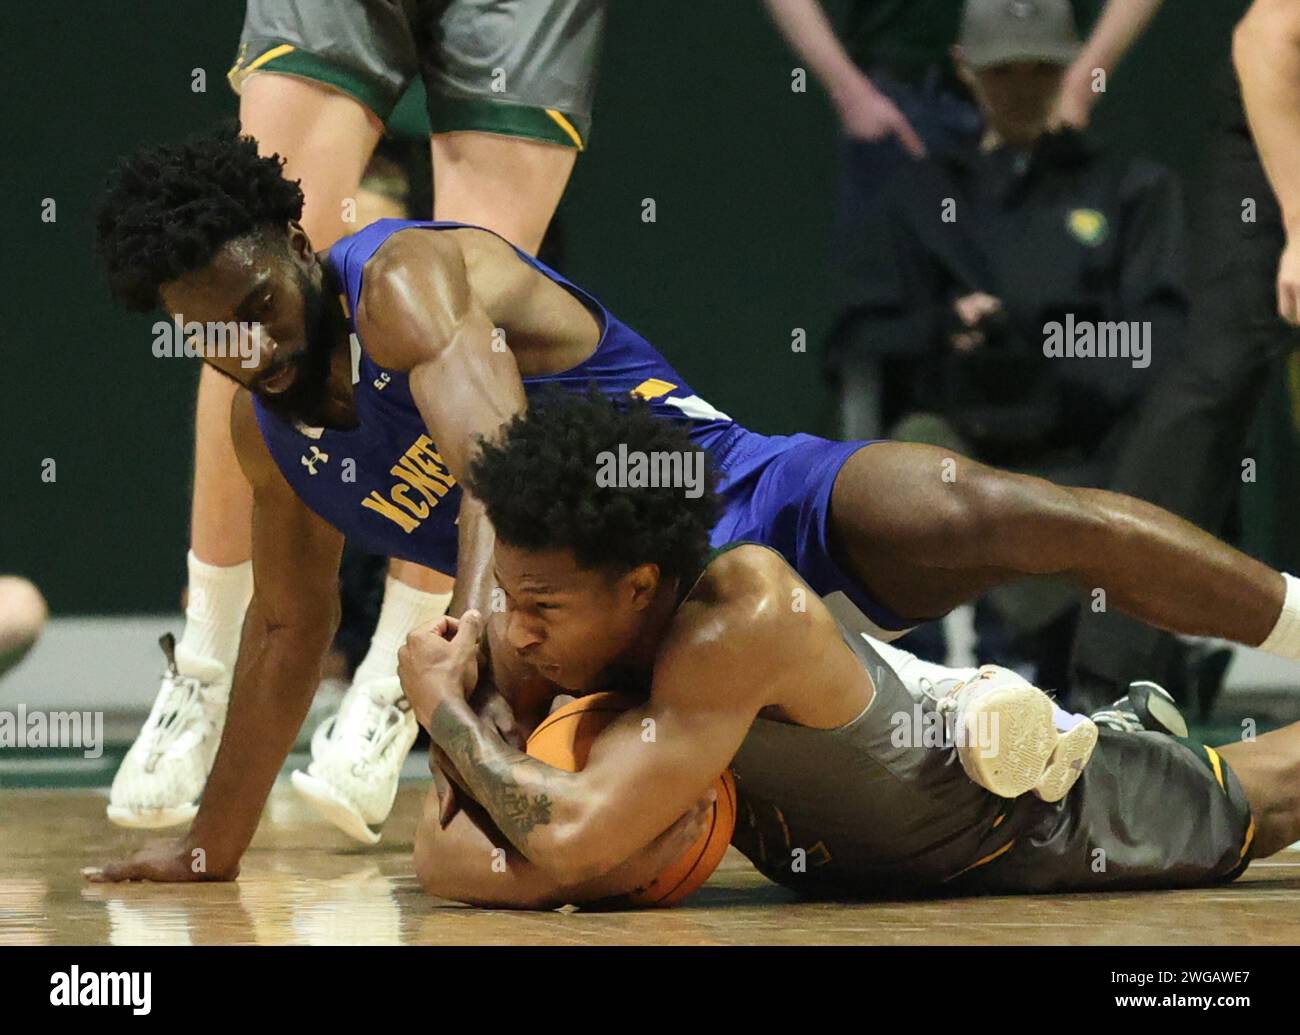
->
[493, 542, 659, 693]
[971, 61, 1065, 145]
[157, 226, 343, 426]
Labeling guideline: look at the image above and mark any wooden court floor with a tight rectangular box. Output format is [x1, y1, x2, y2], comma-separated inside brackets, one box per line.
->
[3, 783, 1299, 946]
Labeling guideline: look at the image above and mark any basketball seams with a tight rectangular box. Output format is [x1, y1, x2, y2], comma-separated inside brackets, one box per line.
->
[650, 794, 718, 906]
[645, 770, 736, 906]
[525, 697, 631, 756]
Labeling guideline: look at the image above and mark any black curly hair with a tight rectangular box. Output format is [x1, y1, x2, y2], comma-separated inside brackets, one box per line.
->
[96, 123, 305, 311]
[468, 389, 720, 582]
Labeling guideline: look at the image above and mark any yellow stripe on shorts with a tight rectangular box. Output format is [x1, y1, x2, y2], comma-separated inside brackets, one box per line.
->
[945, 839, 1016, 882]
[1239, 816, 1256, 863]
[1204, 745, 1227, 791]
[228, 43, 297, 91]
[545, 109, 584, 149]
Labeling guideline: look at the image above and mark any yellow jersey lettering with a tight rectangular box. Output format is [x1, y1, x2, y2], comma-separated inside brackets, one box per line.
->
[392, 456, 450, 502]
[361, 491, 421, 533]
[390, 483, 431, 519]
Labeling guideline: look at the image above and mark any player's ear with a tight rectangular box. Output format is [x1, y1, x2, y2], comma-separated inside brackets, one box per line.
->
[623, 563, 660, 610]
[286, 221, 314, 264]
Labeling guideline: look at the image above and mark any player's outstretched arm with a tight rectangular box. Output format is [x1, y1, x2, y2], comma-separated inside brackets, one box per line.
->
[398, 595, 782, 886]
[358, 230, 529, 619]
[85, 391, 344, 883]
[839, 442, 1287, 654]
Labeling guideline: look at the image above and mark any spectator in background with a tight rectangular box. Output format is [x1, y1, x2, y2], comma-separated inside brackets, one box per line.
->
[762, 0, 1167, 437]
[1069, 0, 1300, 714]
[840, 0, 1187, 686]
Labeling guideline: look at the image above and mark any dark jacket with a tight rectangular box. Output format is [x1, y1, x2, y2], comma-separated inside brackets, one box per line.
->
[831, 130, 1188, 454]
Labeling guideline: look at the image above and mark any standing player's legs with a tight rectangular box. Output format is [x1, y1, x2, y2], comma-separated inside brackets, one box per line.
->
[108, 72, 386, 828]
[430, 132, 577, 253]
[419, 0, 602, 252]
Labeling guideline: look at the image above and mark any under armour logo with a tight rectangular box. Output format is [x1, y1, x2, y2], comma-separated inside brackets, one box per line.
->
[1007, 0, 1037, 17]
[373, 372, 391, 391]
[301, 446, 330, 475]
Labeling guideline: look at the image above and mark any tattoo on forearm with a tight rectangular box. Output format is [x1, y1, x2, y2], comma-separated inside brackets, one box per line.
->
[431, 701, 560, 854]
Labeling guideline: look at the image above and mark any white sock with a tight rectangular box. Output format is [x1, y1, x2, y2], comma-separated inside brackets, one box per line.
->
[1259, 572, 1300, 661]
[352, 576, 453, 687]
[177, 551, 253, 670]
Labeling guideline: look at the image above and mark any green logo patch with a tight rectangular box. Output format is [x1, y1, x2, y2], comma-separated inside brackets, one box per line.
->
[1067, 208, 1108, 246]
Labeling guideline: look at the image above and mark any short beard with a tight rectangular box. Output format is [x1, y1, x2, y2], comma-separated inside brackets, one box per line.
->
[255, 266, 350, 429]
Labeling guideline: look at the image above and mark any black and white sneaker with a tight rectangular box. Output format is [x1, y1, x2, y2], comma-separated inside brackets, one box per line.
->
[1090, 680, 1188, 738]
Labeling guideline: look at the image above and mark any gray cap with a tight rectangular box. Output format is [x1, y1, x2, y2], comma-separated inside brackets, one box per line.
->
[958, 0, 1081, 69]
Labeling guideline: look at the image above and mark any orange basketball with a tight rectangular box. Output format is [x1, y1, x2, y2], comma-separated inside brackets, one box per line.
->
[525, 691, 736, 907]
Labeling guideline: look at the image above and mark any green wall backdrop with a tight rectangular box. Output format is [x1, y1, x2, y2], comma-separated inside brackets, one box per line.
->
[3, 0, 1275, 613]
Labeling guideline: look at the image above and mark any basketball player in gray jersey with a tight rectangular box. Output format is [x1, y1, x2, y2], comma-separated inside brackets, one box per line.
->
[399, 394, 1285, 908]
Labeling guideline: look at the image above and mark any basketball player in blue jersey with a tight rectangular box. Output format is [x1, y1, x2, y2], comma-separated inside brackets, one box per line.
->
[88, 127, 1300, 883]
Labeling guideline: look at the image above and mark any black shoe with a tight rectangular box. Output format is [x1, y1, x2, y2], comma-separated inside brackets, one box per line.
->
[1090, 680, 1189, 738]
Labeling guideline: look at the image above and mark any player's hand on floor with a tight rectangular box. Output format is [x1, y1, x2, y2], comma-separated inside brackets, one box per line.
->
[567, 789, 716, 905]
[82, 840, 238, 883]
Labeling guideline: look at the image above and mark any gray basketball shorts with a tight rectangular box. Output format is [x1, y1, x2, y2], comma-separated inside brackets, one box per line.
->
[228, 0, 605, 147]
[953, 728, 1257, 895]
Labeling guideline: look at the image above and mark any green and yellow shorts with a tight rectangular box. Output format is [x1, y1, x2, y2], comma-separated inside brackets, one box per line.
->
[228, 0, 603, 147]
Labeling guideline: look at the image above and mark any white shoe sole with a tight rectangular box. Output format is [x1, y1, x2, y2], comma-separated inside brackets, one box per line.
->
[106, 803, 198, 829]
[956, 681, 1098, 802]
[290, 770, 382, 846]
[1035, 719, 1099, 803]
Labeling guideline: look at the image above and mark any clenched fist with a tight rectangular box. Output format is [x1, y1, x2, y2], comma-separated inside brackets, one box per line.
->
[398, 609, 485, 730]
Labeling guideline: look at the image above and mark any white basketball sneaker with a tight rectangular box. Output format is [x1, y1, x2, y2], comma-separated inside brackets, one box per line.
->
[936, 665, 1098, 803]
[290, 675, 418, 845]
[107, 633, 230, 828]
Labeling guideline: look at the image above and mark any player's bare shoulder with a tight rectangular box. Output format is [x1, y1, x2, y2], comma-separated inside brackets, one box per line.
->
[663, 546, 820, 692]
[689, 544, 802, 621]
[354, 226, 540, 368]
[354, 228, 478, 367]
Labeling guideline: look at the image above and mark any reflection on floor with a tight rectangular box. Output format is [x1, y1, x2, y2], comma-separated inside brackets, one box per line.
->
[4, 784, 1299, 946]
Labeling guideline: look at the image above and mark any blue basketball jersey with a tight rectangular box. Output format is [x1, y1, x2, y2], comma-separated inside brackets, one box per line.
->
[252, 220, 910, 636]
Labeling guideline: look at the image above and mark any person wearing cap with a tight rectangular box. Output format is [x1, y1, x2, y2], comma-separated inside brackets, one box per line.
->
[763, 0, 1167, 438]
[836, 0, 1188, 682]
